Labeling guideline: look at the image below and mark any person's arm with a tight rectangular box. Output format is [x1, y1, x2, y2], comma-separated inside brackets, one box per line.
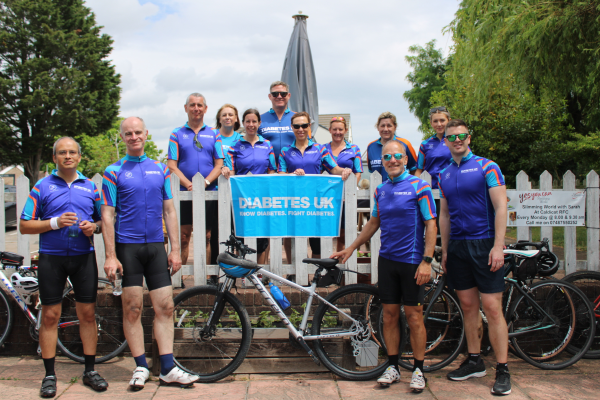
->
[163, 198, 182, 275]
[330, 166, 352, 180]
[167, 159, 192, 191]
[278, 149, 288, 174]
[205, 158, 223, 186]
[439, 198, 450, 273]
[415, 142, 426, 178]
[167, 131, 192, 190]
[20, 213, 78, 234]
[415, 218, 437, 285]
[488, 185, 507, 272]
[322, 146, 351, 180]
[331, 216, 380, 263]
[415, 169, 423, 178]
[101, 205, 122, 282]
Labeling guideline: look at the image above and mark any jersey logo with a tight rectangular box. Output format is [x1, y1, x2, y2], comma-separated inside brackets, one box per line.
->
[145, 171, 161, 175]
[198, 134, 213, 139]
[380, 191, 385, 197]
[256, 145, 268, 149]
[428, 144, 433, 149]
[445, 172, 451, 180]
[182, 133, 189, 139]
[125, 171, 134, 179]
[73, 185, 92, 193]
[240, 145, 246, 150]
[371, 159, 381, 166]
[394, 192, 410, 195]
[49, 184, 58, 192]
[461, 168, 478, 174]
[305, 150, 317, 154]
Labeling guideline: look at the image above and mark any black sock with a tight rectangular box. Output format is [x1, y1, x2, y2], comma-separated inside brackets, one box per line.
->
[43, 357, 56, 377]
[414, 359, 424, 372]
[84, 354, 95, 373]
[388, 354, 399, 370]
[496, 362, 508, 372]
[468, 353, 480, 363]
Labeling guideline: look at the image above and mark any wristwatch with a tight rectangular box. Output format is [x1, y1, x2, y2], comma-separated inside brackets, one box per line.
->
[422, 256, 433, 264]
[93, 223, 101, 234]
[205, 179, 211, 186]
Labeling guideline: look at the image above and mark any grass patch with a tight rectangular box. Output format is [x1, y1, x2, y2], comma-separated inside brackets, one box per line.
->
[505, 226, 587, 251]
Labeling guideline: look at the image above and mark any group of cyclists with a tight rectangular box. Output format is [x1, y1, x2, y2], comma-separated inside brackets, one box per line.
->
[19, 80, 510, 397]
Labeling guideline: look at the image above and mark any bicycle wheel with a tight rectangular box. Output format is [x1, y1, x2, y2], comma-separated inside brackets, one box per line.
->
[311, 284, 387, 380]
[172, 285, 252, 382]
[397, 286, 466, 372]
[57, 278, 128, 363]
[508, 280, 595, 369]
[0, 288, 13, 348]
[562, 271, 600, 358]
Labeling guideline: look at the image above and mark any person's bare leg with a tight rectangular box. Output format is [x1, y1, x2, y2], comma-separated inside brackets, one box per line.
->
[257, 245, 269, 265]
[404, 305, 426, 360]
[455, 288, 482, 354]
[76, 302, 97, 355]
[206, 229, 212, 265]
[122, 286, 145, 357]
[481, 292, 508, 363]
[39, 304, 62, 358]
[382, 304, 401, 356]
[149, 286, 175, 355]
[180, 225, 192, 265]
[336, 228, 346, 252]
[283, 238, 291, 263]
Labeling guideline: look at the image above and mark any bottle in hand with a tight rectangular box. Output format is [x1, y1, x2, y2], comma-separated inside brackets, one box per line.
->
[113, 272, 122, 296]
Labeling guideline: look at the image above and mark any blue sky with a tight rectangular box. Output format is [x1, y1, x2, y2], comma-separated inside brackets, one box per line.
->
[84, 0, 458, 156]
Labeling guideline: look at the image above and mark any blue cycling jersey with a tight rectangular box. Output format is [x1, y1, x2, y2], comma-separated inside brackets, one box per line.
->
[417, 135, 452, 189]
[101, 154, 172, 244]
[367, 136, 418, 181]
[324, 141, 363, 174]
[224, 135, 277, 175]
[372, 170, 436, 264]
[278, 139, 338, 174]
[21, 170, 101, 256]
[168, 122, 224, 191]
[215, 129, 243, 156]
[438, 151, 505, 240]
[258, 109, 296, 163]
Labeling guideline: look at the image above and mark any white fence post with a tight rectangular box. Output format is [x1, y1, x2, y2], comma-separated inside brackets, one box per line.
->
[0, 179, 5, 252]
[586, 171, 599, 272]
[92, 174, 106, 278]
[16, 174, 29, 258]
[218, 175, 232, 282]
[344, 173, 358, 284]
[516, 171, 531, 242]
[369, 171, 382, 284]
[293, 237, 308, 285]
[192, 173, 207, 285]
[540, 171, 553, 250]
[563, 171, 577, 273]
[169, 174, 182, 288]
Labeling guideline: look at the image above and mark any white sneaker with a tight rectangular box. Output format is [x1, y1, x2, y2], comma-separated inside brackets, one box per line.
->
[377, 365, 400, 386]
[129, 366, 150, 390]
[159, 365, 200, 387]
[410, 368, 426, 392]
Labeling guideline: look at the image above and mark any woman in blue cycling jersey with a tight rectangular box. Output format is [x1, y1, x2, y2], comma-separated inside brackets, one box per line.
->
[415, 106, 452, 189]
[214, 104, 242, 155]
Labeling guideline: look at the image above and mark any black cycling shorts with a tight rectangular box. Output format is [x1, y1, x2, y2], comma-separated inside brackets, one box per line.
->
[377, 256, 425, 306]
[309, 237, 321, 256]
[116, 242, 171, 291]
[180, 200, 218, 231]
[38, 252, 98, 306]
[446, 238, 505, 293]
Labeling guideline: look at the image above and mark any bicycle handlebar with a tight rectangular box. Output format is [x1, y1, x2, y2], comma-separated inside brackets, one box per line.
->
[220, 235, 257, 259]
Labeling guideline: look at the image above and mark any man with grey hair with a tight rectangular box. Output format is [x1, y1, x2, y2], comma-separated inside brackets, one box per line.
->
[20, 136, 107, 396]
[168, 93, 224, 267]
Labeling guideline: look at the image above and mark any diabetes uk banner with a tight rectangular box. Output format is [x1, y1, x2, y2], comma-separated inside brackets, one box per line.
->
[230, 175, 343, 237]
[507, 191, 586, 227]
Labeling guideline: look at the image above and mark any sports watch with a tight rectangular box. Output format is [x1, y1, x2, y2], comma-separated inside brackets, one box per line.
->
[422, 256, 433, 263]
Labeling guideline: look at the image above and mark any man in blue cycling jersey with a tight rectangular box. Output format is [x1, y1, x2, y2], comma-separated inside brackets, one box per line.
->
[438, 119, 510, 395]
[102, 117, 199, 390]
[168, 93, 224, 266]
[332, 140, 437, 392]
[20, 137, 107, 397]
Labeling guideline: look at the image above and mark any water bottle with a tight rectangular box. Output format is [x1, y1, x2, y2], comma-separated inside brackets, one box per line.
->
[113, 272, 122, 296]
[269, 282, 290, 310]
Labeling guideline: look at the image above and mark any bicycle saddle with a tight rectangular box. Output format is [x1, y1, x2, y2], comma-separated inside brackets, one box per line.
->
[217, 252, 258, 269]
[504, 249, 539, 258]
[302, 258, 339, 269]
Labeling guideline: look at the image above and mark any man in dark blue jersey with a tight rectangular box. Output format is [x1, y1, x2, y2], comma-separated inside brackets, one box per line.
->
[332, 140, 437, 392]
[102, 117, 199, 390]
[438, 119, 510, 395]
[20, 137, 108, 397]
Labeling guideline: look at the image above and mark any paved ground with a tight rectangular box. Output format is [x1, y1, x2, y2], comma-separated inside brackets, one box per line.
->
[0, 354, 597, 399]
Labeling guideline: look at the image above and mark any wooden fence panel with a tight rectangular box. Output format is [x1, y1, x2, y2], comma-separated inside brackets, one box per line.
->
[192, 173, 207, 286]
[92, 174, 106, 278]
[293, 238, 308, 285]
[563, 171, 577, 273]
[344, 173, 358, 284]
[516, 171, 531, 242]
[586, 171, 599, 272]
[16, 174, 29, 258]
[369, 171, 382, 284]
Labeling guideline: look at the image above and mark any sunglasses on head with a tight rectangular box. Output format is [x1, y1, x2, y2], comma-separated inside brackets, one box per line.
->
[382, 153, 404, 161]
[429, 106, 447, 114]
[331, 116, 345, 122]
[271, 91, 288, 98]
[292, 123, 310, 129]
[446, 133, 469, 142]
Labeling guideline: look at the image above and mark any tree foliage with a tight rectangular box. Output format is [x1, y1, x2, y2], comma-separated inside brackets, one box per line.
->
[0, 0, 121, 183]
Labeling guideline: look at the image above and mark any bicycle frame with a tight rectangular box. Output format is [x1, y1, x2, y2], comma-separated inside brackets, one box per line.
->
[0, 267, 38, 325]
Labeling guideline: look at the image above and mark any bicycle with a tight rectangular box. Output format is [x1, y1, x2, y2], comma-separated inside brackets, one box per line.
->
[562, 270, 600, 359]
[0, 251, 127, 363]
[171, 235, 386, 382]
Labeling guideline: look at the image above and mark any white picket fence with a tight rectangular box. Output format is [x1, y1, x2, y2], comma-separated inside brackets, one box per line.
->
[1, 169, 598, 288]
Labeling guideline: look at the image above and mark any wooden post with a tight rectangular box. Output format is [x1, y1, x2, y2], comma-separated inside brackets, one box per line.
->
[92, 174, 106, 278]
[0, 179, 5, 252]
[169, 174, 182, 288]
[563, 171, 577, 273]
[344, 173, 358, 284]
[16, 174, 29, 259]
[192, 173, 207, 285]
[319, 171, 333, 267]
[539, 171, 553, 250]
[293, 237, 308, 285]
[369, 171, 382, 284]
[270, 238, 283, 278]
[217, 176, 231, 282]
[586, 171, 599, 272]
[516, 171, 531, 242]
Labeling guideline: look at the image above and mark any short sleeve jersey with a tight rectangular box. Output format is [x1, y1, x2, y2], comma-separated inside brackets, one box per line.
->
[101, 154, 173, 244]
[324, 141, 363, 174]
[257, 109, 297, 164]
[417, 135, 452, 189]
[168, 122, 224, 191]
[224, 135, 277, 175]
[20, 170, 101, 256]
[438, 151, 505, 240]
[367, 136, 418, 181]
[372, 171, 436, 264]
[278, 140, 338, 174]
[215, 129, 243, 156]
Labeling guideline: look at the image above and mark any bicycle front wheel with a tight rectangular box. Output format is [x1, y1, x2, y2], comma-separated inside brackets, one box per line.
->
[172, 285, 252, 383]
[57, 278, 128, 363]
[311, 284, 387, 380]
[508, 280, 595, 369]
[0, 288, 13, 348]
[562, 271, 600, 358]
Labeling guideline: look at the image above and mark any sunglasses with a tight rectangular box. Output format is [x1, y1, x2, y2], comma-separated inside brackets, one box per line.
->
[193, 133, 203, 152]
[292, 123, 310, 129]
[271, 91, 288, 98]
[429, 106, 447, 114]
[330, 117, 345, 122]
[446, 133, 469, 142]
[382, 153, 404, 161]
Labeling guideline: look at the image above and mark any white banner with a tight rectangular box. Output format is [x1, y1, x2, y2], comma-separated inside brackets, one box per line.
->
[507, 191, 586, 226]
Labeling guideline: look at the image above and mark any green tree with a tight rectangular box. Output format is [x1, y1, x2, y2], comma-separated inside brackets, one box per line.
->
[0, 0, 121, 183]
[403, 40, 450, 135]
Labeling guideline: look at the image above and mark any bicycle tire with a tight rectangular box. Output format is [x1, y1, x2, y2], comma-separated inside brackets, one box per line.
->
[0, 287, 13, 348]
[311, 284, 388, 380]
[397, 287, 466, 372]
[562, 271, 600, 359]
[508, 279, 595, 369]
[57, 278, 128, 363]
[172, 285, 252, 382]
